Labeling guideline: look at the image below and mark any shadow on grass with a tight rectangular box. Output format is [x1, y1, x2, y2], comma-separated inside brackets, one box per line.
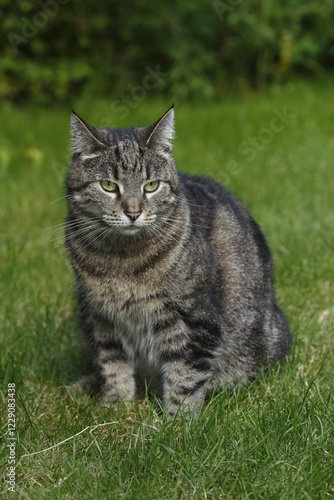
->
[37, 312, 93, 387]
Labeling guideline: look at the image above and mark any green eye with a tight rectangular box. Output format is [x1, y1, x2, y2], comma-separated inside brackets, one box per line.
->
[143, 180, 160, 193]
[101, 180, 118, 192]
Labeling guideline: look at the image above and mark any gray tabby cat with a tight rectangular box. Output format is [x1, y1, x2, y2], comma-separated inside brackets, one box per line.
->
[66, 106, 291, 416]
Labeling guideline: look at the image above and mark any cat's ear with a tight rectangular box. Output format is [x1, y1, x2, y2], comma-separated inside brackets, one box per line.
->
[145, 106, 175, 155]
[70, 111, 106, 156]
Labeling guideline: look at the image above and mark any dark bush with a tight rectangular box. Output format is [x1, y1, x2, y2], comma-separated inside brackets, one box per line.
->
[1, 0, 334, 104]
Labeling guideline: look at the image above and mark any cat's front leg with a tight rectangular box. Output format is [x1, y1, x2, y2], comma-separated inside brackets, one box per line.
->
[161, 360, 212, 417]
[94, 339, 135, 407]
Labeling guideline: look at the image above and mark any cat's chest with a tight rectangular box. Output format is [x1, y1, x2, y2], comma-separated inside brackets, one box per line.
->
[85, 273, 163, 357]
[86, 272, 160, 312]
[111, 299, 159, 367]
[78, 248, 183, 367]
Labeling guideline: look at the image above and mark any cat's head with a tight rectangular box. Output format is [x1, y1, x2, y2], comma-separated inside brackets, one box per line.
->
[67, 107, 180, 239]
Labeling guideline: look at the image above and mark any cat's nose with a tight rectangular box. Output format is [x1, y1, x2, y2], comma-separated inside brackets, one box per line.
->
[125, 211, 142, 222]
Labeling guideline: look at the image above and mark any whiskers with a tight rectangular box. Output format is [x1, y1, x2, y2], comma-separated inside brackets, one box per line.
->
[141, 212, 212, 261]
[43, 216, 103, 252]
[70, 223, 120, 253]
[143, 215, 184, 246]
[160, 213, 211, 231]
[48, 194, 72, 206]
[174, 194, 205, 209]
[43, 207, 211, 257]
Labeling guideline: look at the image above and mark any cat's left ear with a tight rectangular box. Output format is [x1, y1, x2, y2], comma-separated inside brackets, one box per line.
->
[144, 106, 175, 155]
[70, 111, 106, 156]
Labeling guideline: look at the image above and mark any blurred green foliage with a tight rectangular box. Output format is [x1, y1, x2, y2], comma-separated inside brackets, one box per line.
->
[1, 0, 334, 104]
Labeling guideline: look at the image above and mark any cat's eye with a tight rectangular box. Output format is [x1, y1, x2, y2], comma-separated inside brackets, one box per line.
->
[143, 180, 160, 193]
[101, 180, 118, 193]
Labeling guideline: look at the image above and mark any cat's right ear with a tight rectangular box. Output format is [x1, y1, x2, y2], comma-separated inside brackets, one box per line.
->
[70, 111, 106, 156]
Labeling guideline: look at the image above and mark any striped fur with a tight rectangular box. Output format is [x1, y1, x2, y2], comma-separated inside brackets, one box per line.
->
[65, 107, 291, 416]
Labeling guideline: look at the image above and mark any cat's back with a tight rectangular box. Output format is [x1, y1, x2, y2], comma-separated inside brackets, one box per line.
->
[180, 174, 271, 266]
[180, 173, 257, 225]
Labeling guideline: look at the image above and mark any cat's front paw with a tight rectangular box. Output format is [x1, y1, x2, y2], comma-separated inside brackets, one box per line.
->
[98, 379, 136, 409]
[165, 397, 205, 419]
[98, 393, 133, 409]
[162, 361, 211, 418]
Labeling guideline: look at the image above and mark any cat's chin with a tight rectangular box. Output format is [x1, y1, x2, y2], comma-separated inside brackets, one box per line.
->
[119, 225, 142, 235]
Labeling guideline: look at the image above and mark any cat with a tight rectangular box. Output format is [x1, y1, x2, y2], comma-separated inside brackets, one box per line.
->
[65, 106, 291, 416]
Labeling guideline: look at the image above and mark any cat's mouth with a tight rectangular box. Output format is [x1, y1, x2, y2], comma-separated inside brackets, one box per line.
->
[101, 216, 143, 232]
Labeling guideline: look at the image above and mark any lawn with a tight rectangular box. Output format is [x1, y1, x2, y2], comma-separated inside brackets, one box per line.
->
[1, 79, 333, 499]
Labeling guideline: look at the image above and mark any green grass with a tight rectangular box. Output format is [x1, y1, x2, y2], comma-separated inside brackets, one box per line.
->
[1, 79, 334, 499]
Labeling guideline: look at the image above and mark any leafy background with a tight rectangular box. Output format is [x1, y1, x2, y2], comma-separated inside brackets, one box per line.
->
[1, 0, 334, 104]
